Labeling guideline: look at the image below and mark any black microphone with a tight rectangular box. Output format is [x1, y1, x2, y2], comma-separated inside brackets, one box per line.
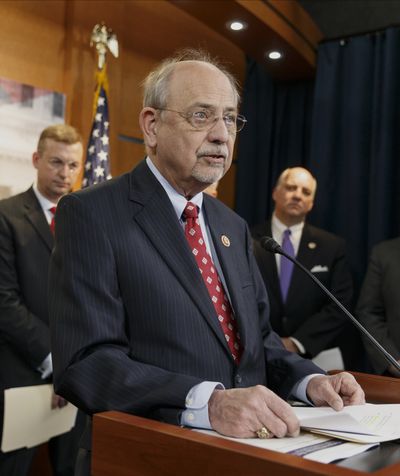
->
[260, 235, 400, 373]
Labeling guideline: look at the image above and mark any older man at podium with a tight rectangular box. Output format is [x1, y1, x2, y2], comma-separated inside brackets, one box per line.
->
[49, 49, 364, 458]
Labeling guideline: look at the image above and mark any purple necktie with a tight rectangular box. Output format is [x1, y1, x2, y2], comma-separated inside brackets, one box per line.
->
[280, 229, 295, 301]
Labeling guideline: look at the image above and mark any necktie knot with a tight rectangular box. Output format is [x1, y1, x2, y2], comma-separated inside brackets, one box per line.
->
[282, 229, 294, 255]
[49, 206, 57, 216]
[183, 202, 198, 220]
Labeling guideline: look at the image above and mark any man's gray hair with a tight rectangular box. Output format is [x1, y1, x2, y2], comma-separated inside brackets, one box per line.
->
[142, 47, 241, 108]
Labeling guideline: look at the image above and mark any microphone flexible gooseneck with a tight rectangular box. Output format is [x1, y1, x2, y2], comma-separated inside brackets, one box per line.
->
[260, 235, 400, 374]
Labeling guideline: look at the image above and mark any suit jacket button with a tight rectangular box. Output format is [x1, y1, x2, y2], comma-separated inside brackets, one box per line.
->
[235, 374, 242, 384]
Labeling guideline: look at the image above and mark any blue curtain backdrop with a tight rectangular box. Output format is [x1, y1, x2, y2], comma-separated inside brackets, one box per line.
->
[235, 57, 314, 226]
[308, 26, 400, 290]
[236, 26, 400, 292]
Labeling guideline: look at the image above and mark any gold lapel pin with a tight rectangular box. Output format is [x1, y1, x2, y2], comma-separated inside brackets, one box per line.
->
[308, 241, 317, 249]
[221, 235, 230, 247]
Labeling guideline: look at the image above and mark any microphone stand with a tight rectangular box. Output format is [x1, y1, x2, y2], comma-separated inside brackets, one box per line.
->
[260, 236, 400, 374]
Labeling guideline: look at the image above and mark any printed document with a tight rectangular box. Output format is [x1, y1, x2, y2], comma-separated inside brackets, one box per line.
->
[294, 403, 400, 443]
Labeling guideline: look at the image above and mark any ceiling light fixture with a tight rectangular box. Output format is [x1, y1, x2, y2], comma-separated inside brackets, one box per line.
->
[267, 51, 283, 60]
[229, 21, 246, 31]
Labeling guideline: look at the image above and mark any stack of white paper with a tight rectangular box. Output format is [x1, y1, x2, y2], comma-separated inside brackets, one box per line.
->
[295, 403, 400, 443]
[196, 403, 400, 463]
[196, 429, 377, 464]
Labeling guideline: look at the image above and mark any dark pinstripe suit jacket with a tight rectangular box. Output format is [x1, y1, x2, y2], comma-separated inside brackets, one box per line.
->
[49, 161, 321, 424]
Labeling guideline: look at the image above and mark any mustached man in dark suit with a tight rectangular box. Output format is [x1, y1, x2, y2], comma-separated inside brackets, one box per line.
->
[0, 125, 85, 476]
[48, 50, 364, 462]
[252, 167, 357, 369]
[357, 238, 400, 376]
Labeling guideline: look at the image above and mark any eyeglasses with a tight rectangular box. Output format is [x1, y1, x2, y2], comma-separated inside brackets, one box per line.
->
[157, 108, 247, 133]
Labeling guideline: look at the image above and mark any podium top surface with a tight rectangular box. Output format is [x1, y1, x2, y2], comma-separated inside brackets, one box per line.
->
[92, 372, 400, 476]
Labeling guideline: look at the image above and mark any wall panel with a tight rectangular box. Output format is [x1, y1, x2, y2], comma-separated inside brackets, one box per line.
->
[0, 1, 67, 89]
[0, 0, 245, 208]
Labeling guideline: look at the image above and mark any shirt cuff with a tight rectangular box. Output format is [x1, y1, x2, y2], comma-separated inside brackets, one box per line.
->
[289, 336, 306, 355]
[181, 381, 224, 429]
[291, 373, 324, 405]
[37, 353, 53, 379]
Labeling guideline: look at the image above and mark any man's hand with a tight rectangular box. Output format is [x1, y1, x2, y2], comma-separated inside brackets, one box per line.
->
[306, 372, 365, 411]
[51, 391, 68, 409]
[208, 386, 300, 438]
[281, 337, 299, 353]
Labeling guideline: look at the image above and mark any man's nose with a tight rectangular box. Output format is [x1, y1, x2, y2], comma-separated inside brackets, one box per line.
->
[207, 116, 230, 142]
[59, 164, 70, 177]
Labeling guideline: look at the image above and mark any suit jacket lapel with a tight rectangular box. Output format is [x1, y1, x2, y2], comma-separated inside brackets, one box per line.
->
[295, 225, 315, 268]
[23, 188, 53, 251]
[128, 162, 231, 353]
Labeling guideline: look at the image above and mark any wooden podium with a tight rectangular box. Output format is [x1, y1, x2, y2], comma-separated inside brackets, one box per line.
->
[92, 372, 400, 476]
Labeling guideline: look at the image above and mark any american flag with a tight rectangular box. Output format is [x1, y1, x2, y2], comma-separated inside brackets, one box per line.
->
[82, 66, 112, 188]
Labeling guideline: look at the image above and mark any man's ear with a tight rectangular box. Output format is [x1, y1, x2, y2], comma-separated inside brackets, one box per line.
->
[32, 151, 40, 170]
[139, 107, 158, 148]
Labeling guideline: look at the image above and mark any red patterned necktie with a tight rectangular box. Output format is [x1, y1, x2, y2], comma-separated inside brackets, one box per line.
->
[49, 206, 57, 235]
[183, 202, 242, 363]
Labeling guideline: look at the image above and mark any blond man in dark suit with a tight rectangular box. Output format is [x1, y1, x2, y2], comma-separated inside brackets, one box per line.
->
[0, 124, 84, 476]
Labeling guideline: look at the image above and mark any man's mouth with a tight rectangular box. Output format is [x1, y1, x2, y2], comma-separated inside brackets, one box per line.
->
[200, 154, 226, 165]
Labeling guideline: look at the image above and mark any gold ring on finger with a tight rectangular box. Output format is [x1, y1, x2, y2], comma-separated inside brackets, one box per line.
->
[256, 426, 270, 439]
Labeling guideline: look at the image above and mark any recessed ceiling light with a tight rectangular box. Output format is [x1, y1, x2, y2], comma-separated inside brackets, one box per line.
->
[267, 51, 283, 60]
[229, 21, 246, 31]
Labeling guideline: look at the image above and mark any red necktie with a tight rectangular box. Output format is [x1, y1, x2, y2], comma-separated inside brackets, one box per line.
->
[49, 206, 57, 235]
[183, 202, 242, 363]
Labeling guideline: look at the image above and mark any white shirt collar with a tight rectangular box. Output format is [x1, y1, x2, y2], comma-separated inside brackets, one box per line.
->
[272, 213, 304, 236]
[271, 213, 304, 257]
[146, 157, 203, 221]
[32, 183, 57, 213]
